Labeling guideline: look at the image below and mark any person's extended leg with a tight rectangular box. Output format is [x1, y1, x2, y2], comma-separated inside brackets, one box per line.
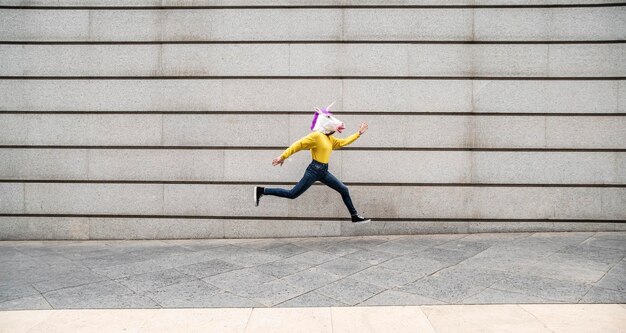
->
[263, 166, 318, 199]
[319, 171, 358, 216]
[320, 171, 370, 223]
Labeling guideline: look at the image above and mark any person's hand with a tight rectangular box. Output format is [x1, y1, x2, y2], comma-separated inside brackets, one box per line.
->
[358, 122, 369, 135]
[272, 156, 285, 166]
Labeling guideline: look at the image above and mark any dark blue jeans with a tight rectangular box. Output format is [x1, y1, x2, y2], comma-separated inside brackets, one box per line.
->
[264, 160, 358, 216]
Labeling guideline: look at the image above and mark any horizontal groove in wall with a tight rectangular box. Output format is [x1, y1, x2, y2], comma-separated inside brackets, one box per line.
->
[1, 3, 624, 9]
[1, 180, 624, 187]
[1, 146, 625, 152]
[0, 214, 623, 223]
[2, 40, 624, 45]
[1, 111, 625, 116]
[1, 76, 625, 80]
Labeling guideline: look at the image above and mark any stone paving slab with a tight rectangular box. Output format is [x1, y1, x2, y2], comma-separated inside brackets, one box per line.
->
[0, 232, 624, 310]
[0, 305, 624, 333]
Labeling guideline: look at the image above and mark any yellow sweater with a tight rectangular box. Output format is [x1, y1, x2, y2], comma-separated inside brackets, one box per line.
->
[280, 131, 361, 163]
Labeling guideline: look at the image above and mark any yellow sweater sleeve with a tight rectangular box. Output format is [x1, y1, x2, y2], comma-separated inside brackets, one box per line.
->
[280, 132, 318, 160]
[330, 132, 361, 150]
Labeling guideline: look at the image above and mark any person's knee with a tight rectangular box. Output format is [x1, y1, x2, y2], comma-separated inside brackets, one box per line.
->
[338, 185, 350, 196]
[287, 190, 302, 199]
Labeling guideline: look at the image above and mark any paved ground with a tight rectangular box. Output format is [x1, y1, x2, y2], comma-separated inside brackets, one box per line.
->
[2, 305, 626, 333]
[1, 232, 625, 310]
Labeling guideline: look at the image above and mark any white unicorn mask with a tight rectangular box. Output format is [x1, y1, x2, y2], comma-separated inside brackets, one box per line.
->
[310, 102, 345, 134]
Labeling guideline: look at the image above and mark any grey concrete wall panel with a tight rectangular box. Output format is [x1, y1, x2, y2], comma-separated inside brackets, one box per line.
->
[341, 151, 626, 184]
[0, 10, 90, 41]
[621, 81, 626, 113]
[0, 183, 24, 213]
[468, 45, 549, 77]
[87, 150, 226, 181]
[4, 8, 623, 42]
[467, 152, 625, 184]
[2, 0, 618, 7]
[343, 9, 472, 41]
[465, 115, 544, 148]
[341, 221, 471, 236]
[347, 80, 622, 113]
[474, 8, 550, 41]
[5, 183, 625, 219]
[474, 8, 626, 41]
[182, 9, 341, 41]
[370, 187, 626, 220]
[473, 0, 618, 4]
[549, 44, 626, 76]
[219, 79, 342, 112]
[0, 149, 88, 179]
[0, 217, 90, 240]
[467, 222, 617, 233]
[407, 44, 474, 76]
[89, 218, 225, 239]
[162, 114, 290, 147]
[339, 151, 472, 183]
[86, 10, 166, 42]
[544, 116, 626, 149]
[5, 114, 625, 148]
[0, 80, 225, 112]
[471, 80, 620, 113]
[163, 184, 289, 217]
[0, 44, 284, 76]
[547, 222, 617, 232]
[22, 183, 164, 215]
[0, 45, 160, 76]
[0, 114, 163, 146]
[1, 79, 620, 113]
[342, 80, 473, 113]
[223, 219, 341, 238]
[163, 44, 291, 76]
[289, 44, 410, 76]
[547, 7, 626, 40]
[2, 0, 161, 5]
[3, 44, 623, 76]
[2, 149, 624, 184]
[600, 189, 626, 220]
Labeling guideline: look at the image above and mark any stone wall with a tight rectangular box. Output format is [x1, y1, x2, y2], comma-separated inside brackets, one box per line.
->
[0, 1, 624, 239]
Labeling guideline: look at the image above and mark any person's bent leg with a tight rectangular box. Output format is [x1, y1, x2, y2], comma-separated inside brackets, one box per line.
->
[320, 171, 358, 216]
[264, 168, 317, 199]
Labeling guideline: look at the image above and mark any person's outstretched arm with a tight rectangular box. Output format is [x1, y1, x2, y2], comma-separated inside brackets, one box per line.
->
[272, 132, 318, 166]
[330, 122, 369, 150]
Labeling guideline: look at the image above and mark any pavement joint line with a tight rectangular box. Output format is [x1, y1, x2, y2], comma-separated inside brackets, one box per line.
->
[243, 307, 253, 333]
[577, 286, 594, 304]
[488, 286, 563, 304]
[517, 304, 556, 333]
[580, 231, 600, 247]
[355, 287, 387, 306]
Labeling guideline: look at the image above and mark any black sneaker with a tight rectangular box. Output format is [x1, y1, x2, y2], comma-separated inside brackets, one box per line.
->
[254, 186, 264, 206]
[351, 214, 371, 224]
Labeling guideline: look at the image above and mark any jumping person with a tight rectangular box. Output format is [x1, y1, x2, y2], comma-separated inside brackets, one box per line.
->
[254, 102, 371, 224]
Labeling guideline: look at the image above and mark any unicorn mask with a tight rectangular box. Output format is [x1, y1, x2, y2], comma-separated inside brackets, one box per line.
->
[310, 102, 345, 134]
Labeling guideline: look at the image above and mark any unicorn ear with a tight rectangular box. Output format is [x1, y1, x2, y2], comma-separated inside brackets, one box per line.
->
[314, 107, 321, 113]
